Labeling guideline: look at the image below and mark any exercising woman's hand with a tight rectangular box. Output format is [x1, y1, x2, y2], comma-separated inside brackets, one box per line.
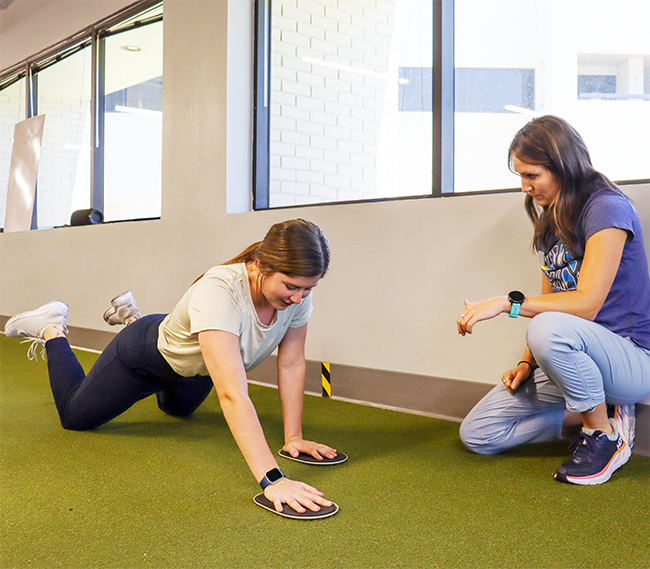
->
[283, 437, 337, 461]
[501, 362, 533, 394]
[457, 297, 510, 336]
[264, 478, 332, 513]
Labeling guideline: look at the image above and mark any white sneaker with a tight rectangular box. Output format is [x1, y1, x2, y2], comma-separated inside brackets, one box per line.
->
[4, 301, 69, 360]
[103, 290, 141, 326]
[608, 403, 635, 450]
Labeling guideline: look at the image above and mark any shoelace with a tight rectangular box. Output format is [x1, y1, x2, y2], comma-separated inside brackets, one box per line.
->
[22, 338, 46, 361]
[568, 431, 601, 463]
[20, 324, 69, 361]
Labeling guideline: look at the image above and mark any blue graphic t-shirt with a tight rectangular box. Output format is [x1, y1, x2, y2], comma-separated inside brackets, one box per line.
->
[540, 188, 650, 349]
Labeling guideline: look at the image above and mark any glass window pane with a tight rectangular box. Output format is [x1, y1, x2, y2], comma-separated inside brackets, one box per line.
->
[35, 47, 92, 228]
[455, 0, 650, 193]
[268, 0, 432, 207]
[0, 78, 26, 229]
[104, 20, 163, 222]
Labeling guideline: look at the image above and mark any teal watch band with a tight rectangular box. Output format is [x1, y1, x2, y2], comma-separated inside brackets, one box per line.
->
[508, 290, 525, 319]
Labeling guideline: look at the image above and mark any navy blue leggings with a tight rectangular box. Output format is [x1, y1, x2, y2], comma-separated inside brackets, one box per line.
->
[45, 314, 213, 430]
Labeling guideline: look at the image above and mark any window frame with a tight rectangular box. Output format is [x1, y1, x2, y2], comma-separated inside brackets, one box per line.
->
[0, 0, 162, 229]
[252, 0, 649, 210]
[252, 0, 453, 210]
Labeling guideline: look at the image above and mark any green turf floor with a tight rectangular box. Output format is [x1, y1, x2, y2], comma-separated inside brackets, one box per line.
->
[1, 334, 649, 569]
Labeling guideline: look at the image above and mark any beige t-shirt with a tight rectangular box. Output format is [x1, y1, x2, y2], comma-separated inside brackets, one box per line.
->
[157, 263, 313, 377]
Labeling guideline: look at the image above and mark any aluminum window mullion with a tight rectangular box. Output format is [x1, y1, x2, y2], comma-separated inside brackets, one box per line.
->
[0, 71, 26, 93]
[25, 63, 38, 229]
[433, 0, 454, 196]
[32, 40, 92, 75]
[252, 0, 271, 210]
[26, 62, 36, 118]
[91, 30, 105, 213]
[103, 13, 163, 38]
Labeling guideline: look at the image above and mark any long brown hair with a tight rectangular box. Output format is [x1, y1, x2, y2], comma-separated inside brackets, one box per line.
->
[224, 219, 330, 277]
[508, 115, 617, 256]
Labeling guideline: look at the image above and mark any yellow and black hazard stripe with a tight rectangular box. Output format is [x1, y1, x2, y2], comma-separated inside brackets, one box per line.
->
[321, 362, 331, 398]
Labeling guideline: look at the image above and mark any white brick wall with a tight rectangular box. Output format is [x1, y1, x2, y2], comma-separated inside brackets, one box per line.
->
[37, 93, 92, 228]
[0, 85, 91, 229]
[269, 0, 400, 206]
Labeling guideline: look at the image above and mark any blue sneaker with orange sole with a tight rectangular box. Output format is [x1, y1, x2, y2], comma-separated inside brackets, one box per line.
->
[555, 418, 631, 485]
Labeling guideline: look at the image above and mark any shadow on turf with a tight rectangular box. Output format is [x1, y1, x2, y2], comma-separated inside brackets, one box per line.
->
[86, 409, 231, 439]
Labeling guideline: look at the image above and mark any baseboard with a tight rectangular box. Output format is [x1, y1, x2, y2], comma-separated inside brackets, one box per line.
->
[2, 316, 648, 457]
[247, 356, 649, 458]
[247, 356, 494, 423]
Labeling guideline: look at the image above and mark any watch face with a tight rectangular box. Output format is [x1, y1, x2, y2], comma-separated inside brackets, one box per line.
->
[266, 468, 284, 483]
[509, 290, 525, 304]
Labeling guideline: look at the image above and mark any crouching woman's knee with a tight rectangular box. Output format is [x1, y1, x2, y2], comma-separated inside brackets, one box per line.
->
[459, 414, 501, 455]
[526, 312, 569, 361]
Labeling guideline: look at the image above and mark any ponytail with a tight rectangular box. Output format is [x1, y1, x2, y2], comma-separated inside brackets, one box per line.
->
[223, 241, 262, 265]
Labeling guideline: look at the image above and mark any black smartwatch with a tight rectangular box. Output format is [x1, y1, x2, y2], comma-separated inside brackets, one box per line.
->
[259, 467, 285, 490]
[508, 290, 525, 318]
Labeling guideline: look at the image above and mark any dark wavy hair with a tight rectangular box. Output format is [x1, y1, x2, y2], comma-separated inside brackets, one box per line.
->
[508, 115, 617, 256]
[224, 218, 330, 277]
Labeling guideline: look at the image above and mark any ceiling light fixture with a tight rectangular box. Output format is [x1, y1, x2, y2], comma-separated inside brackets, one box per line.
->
[120, 45, 141, 52]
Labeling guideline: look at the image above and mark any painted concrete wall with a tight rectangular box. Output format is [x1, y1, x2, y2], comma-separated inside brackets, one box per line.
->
[1, 0, 649, 395]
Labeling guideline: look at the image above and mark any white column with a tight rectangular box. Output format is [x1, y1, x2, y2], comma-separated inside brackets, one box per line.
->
[617, 56, 644, 96]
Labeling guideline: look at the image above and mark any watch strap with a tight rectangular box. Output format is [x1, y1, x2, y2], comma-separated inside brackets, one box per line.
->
[508, 302, 521, 318]
[507, 290, 525, 319]
[259, 467, 285, 490]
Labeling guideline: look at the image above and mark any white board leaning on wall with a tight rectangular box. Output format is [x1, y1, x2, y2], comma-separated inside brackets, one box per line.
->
[4, 114, 45, 233]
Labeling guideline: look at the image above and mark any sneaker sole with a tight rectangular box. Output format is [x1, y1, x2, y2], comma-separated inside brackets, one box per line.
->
[103, 305, 140, 326]
[103, 306, 117, 324]
[555, 440, 631, 485]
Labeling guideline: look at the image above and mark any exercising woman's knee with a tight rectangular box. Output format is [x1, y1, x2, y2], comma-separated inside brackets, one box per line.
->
[60, 415, 99, 431]
[156, 393, 197, 417]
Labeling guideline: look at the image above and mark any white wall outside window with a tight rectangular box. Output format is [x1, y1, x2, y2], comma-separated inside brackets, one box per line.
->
[35, 47, 92, 228]
[268, 0, 433, 207]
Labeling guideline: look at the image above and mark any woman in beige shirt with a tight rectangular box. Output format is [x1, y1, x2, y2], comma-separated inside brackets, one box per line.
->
[5, 219, 337, 516]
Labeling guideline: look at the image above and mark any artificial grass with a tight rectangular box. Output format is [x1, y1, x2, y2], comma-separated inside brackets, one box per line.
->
[1, 334, 649, 569]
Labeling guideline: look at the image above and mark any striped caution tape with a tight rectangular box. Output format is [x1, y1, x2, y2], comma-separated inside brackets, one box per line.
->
[321, 362, 331, 398]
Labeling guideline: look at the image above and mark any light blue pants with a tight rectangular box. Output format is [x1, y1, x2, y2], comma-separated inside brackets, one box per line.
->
[460, 312, 650, 455]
